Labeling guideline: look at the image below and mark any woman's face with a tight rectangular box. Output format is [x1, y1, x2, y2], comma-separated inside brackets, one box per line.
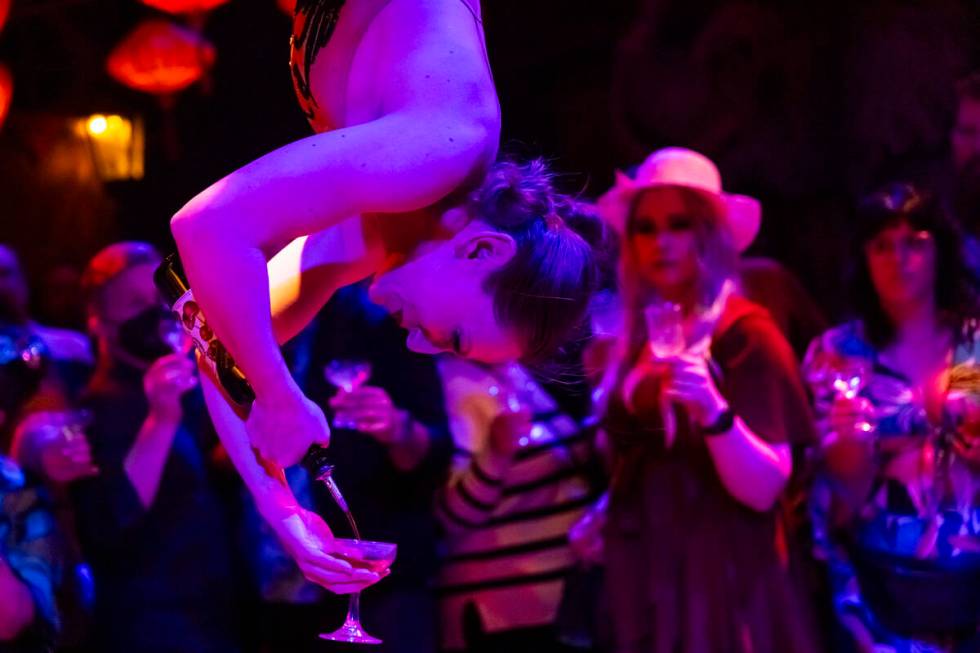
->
[865, 221, 937, 310]
[368, 221, 523, 364]
[627, 188, 702, 298]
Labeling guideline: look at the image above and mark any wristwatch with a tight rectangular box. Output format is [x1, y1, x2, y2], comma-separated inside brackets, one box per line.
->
[700, 407, 735, 437]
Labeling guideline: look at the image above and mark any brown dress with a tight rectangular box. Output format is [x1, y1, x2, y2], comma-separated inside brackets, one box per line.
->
[603, 295, 822, 653]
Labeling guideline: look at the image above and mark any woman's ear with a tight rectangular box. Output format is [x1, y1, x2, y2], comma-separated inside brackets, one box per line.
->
[454, 231, 517, 266]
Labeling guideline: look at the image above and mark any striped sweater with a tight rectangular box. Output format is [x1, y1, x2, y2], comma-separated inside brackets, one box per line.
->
[435, 358, 594, 650]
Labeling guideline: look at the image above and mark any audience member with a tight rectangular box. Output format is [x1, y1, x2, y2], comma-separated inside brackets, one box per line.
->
[0, 325, 63, 653]
[0, 246, 92, 403]
[69, 242, 241, 653]
[594, 147, 822, 653]
[803, 183, 980, 652]
[436, 357, 594, 653]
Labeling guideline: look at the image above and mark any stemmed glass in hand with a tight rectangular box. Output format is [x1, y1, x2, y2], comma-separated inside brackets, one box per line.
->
[644, 302, 685, 447]
[325, 360, 372, 429]
[321, 358, 397, 645]
[319, 539, 398, 645]
[829, 360, 873, 434]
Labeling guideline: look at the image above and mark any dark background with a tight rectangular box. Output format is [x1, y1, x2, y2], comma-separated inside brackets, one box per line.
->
[1, 0, 978, 324]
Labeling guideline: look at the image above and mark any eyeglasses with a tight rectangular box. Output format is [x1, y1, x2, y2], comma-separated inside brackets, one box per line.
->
[865, 230, 934, 257]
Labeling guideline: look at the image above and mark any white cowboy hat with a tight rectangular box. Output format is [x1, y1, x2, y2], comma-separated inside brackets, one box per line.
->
[597, 147, 761, 252]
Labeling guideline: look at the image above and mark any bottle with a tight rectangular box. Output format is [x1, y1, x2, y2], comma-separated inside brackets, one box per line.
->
[153, 254, 345, 498]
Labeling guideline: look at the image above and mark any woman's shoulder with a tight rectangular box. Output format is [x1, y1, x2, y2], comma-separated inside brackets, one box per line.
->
[712, 296, 787, 353]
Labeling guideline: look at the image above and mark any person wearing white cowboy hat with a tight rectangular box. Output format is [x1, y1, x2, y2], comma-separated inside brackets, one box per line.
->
[597, 146, 762, 253]
[581, 145, 824, 653]
[598, 146, 828, 356]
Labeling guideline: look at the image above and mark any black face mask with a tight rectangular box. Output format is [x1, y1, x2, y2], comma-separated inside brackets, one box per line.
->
[117, 306, 175, 363]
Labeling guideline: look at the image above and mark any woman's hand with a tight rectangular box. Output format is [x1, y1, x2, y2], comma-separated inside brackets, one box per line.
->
[247, 386, 330, 467]
[659, 354, 728, 426]
[488, 404, 533, 459]
[828, 395, 876, 441]
[144, 354, 198, 425]
[268, 505, 382, 594]
[329, 386, 406, 445]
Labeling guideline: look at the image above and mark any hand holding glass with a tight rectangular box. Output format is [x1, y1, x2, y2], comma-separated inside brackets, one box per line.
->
[325, 360, 372, 429]
[644, 302, 684, 447]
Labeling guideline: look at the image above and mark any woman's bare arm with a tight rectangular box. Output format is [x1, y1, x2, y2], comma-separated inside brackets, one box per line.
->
[171, 0, 498, 465]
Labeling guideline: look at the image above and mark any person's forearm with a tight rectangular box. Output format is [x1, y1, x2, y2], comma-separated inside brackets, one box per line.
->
[172, 220, 296, 402]
[198, 365, 298, 521]
[436, 448, 515, 532]
[705, 418, 792, 512]
[124, 413, 181, 508]
[171, 110, 489, 401]
[0, 561, 34, 641]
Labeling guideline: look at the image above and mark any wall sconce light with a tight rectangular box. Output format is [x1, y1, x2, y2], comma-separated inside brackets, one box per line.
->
[77, 113, 144, 181]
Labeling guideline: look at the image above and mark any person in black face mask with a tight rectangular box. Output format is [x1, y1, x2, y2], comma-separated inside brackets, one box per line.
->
[67, 242, 242, 653]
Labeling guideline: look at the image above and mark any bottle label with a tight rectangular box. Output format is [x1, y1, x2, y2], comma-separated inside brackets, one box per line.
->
[171, 288, 237, 378]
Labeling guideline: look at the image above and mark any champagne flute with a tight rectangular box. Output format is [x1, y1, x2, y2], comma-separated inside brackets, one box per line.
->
[325, 360, 372, 429]
[829, 360, 873, 434]
[644, 301, 684, 359]
[644, 302, 684, 447]
[319, 539, 398, 645]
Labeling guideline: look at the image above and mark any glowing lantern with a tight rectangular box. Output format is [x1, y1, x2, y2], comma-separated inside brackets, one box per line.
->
[139, 0, 229, 14]
[0, 0, 10, 34]
[0, 63, 12, 131]
[77, 114, 145, 181]
[277, 0, 295, 15]
[107, 19, 215, 96]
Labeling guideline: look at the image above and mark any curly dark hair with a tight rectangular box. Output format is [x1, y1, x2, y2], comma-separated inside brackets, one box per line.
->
[849, 181, 979, 346]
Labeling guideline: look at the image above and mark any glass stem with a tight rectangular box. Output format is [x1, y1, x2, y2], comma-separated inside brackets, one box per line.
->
[347, 591, 362, 626]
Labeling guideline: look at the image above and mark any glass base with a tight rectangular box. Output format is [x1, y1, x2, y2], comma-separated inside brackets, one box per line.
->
[319, 619, 383, 645]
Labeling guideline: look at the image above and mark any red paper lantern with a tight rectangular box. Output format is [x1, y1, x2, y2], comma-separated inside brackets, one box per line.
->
[277, 0, 295, 16]
[0, 0, 10, 34]
[139, 0, 229, 15]
[107, 19, 215, 95]
[0, 63, 12, 130]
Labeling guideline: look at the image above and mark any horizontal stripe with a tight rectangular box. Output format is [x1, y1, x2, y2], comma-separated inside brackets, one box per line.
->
[445, 509, 586, 555]
[444, 535, 568, 563]
[515, 431, 589, 461]
[502, 467, 585, 497]
[438, 566, 574, 596]
[471, 459, 504, 487]
[484, 494, 596, 528]
[456, 479, 497, 512]
[438, 492, 482, 529]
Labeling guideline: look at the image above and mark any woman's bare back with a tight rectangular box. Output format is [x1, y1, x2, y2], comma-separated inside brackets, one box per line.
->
[291, 0, 494, 133]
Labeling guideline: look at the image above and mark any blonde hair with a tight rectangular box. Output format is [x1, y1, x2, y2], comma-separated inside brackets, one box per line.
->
[595, 188, 738, 412]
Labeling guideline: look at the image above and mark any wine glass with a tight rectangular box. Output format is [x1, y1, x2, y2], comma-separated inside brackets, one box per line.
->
[325, 360, 372, 393]
[829, 360, 873, 434]
[644, 301, 684, 359]
[325, 360, 372, 429]
[319, 539, 398, 645]
[644, 302, 684, 447]
[830, 362, 868, 400]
